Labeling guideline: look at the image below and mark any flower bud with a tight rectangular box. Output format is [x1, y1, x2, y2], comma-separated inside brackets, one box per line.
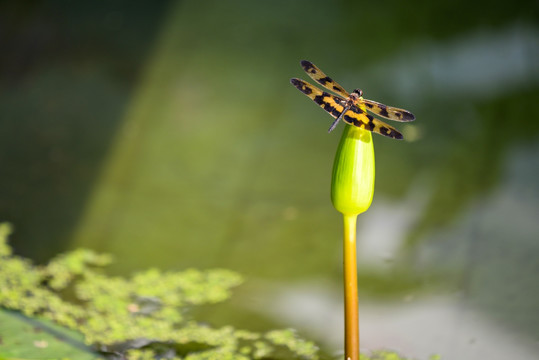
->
[331, 125, 375, 216]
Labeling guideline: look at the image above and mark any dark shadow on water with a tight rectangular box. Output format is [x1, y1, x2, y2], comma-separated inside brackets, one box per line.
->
[0, 1, 172, 262]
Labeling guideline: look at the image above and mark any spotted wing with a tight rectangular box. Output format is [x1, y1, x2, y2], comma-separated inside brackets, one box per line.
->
[362, 99, 415, 122]
[342, 106, 403, 139]
[300, 60, 350, 98]
[290, 78, 347, 120]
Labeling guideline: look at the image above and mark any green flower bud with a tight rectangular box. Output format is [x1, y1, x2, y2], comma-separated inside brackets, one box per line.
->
[331, 125, 375, 216]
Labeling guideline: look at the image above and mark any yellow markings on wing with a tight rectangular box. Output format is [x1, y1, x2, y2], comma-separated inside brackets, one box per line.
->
[300, 60, 350, 98]
[341, 107, 403, 140]
[290, 78, 346, 120]
[362, 99, 415, 122]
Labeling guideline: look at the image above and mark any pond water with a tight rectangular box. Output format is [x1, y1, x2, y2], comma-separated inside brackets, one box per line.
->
[1, 1, 538, 359]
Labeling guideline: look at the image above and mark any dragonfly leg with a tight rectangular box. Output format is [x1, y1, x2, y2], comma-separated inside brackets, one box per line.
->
[328, 106, 349, 133]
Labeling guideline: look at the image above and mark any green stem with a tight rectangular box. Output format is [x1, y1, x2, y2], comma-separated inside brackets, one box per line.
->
[343, 213, 359, 360]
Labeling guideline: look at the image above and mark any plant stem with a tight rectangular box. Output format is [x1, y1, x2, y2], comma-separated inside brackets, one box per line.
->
[343, 213, 359, 360]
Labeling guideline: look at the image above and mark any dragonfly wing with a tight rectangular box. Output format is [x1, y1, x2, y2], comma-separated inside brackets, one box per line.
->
[290, 78, 346, 120]
[362, 99, 415, 122]
[300, 60, 350, 98]
[342, 106, 403, 139]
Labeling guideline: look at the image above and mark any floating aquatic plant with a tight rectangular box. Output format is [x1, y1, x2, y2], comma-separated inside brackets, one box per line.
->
[0, 223, 319, 360]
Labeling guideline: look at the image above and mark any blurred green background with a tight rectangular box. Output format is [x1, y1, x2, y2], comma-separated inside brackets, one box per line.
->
[1, 0, 538, 359]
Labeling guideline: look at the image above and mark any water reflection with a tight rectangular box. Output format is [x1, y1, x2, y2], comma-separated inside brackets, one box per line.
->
[258, 284, 539, 360]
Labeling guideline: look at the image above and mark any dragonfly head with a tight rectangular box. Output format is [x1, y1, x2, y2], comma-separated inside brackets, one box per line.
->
[352, 89, 363, 98]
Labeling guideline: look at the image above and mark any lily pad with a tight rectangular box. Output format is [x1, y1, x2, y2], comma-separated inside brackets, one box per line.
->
[0, 309, 98, 360]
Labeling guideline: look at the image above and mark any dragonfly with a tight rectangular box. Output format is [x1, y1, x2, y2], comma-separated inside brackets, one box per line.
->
[290, 60, 415, 139]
